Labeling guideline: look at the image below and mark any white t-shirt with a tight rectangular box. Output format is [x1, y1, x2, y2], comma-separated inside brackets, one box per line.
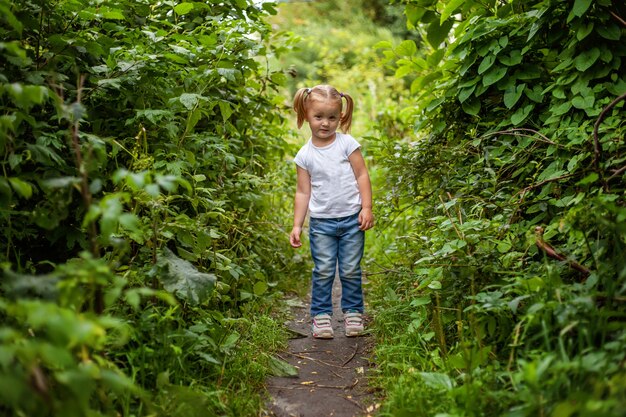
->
[294, 133, 362, 219]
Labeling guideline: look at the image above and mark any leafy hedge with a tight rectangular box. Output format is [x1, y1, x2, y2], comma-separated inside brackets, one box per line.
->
[370, 0, 626, 415]
[0, 0, 300, 415]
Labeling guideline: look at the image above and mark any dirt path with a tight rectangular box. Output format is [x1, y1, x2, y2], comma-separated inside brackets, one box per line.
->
[265, 278, 376, 417]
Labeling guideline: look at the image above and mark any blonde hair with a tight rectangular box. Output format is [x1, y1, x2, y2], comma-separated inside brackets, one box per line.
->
[292, 85, 354, 133]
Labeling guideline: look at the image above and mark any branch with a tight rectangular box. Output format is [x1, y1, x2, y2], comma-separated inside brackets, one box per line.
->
[516, 173, 576, 199]
[481, 128, 556, 145]
[534, 226, 591, 279]
[593, 91, 626, 168]
[342, 343, 359, 366]
[610, 11, 626, 27]
[608, 164, 626, 181]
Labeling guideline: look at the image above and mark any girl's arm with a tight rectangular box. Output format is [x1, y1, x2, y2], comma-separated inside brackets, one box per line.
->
[290, 166, 311, 248]
[348, 149, 374, 231]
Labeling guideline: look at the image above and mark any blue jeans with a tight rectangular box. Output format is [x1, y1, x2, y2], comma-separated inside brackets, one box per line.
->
[309, 212, 364, 316]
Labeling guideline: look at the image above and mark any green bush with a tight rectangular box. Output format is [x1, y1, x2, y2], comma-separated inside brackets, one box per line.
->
[369, 0, 626, 415]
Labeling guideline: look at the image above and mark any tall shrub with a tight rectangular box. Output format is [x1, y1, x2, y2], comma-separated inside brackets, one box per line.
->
[0, 0, 297, 415]
[371, 0, 626, 415]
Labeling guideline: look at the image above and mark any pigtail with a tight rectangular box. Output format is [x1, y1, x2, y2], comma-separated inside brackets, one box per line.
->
[293, 88, 309, 129]
[339, 92, 354, 133]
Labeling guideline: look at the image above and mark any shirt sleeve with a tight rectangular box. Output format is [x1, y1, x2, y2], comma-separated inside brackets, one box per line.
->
[344, 134, 361, 157]
[293, 145, 308, 170]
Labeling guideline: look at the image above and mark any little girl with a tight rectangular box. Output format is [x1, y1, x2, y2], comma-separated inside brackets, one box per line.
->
[289, 85, 374, 338]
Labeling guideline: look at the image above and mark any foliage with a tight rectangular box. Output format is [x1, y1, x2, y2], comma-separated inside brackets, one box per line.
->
[0, 0, 303, 415]
[369, 0, 626, 415]
[269, 0, 406, 138]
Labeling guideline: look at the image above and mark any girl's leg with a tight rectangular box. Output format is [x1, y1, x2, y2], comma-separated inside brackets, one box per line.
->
[309, 217, 338, 317]
[337, 213, 365, 313]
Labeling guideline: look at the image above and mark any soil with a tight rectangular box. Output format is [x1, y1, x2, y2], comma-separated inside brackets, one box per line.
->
[265, 278, 377, 417]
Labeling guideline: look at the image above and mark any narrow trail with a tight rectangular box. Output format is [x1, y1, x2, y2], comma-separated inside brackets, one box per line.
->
[266, 278, 376, 417]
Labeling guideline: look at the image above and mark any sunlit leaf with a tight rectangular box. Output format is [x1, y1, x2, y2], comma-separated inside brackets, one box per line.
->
[8, 178, 32, 198]
[396, 40, 417, 57]
[174, 3, 194, 15]
[440, 0, 465, 25]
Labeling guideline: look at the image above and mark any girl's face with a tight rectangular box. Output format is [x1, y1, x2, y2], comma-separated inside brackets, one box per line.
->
[306, 98, 341, 143]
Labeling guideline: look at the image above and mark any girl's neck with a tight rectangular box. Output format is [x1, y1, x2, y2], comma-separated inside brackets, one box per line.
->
[311, 132, 337, 147]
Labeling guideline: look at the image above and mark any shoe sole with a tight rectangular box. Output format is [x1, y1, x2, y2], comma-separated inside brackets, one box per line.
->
[313, 332, 334, 339]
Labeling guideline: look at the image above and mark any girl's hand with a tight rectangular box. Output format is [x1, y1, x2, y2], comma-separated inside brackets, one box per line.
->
[290, 227, 303, 248]
[358, 208, 374, 231]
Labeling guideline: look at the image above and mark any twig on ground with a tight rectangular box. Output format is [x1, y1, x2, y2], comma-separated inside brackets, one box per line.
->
[342, 343, 360, 366]
[342, 395, 365, 411]
[313, 379, 359, 390]
[285, 352, 344, 378]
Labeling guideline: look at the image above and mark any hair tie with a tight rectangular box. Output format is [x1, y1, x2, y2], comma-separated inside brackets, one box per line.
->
[340, 92, 344, 98]
[305, 88, 311, 95]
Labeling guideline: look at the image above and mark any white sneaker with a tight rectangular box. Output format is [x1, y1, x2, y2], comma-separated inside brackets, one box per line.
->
[344, 311, 364, 337]
[311, 313, 334, 339]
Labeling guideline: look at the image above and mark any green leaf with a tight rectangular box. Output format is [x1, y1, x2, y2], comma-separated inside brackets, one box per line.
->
[179, 93, 203, 110]
[577, 172, 599, 185]
[576, 22, 594, 41]
[100, 370, 139, 394]
[405, 5, 426, 29]
[510, 104, 534, 125]
[498, 50, 522, 66]
[426, 19, 454, 48]
[220, 332, 240, 352]
[0, 4, 23, 34]
[419, 372, 454, 390]
[572, 0, 592, 17]
[428, 280, 442, 290]
[197, 352, 221, 365]
[395, 64, 415, 78]
[597, 22, 621, 41]
[164, 53, 188, 64]
[102, 9, 125, 20]
[219, 101, 233, 121]
[440, 0, 465, 24]
[482, 66, 507, 86]
[525, 85, 544, 103]
[572, 94, 594, 110]
[8, 178, 32, 198]
[551, 101, 572, 116]
[373, 41, 393, 50]
[462, 97, 480, 116]
[574, 48, 600, 72]
[478, 55, 496, 75]
[458, 85, 476, 104]
[253, 281, 268, 296]
[217, 68, 238, 82]
[410, 296, 431, 307]
[268, 356, 299, 377]
[504, 83, 526, 109]
[157, 248, 216, 305]
[396, 40, 417, 57]
[174, 3, 194, 15]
